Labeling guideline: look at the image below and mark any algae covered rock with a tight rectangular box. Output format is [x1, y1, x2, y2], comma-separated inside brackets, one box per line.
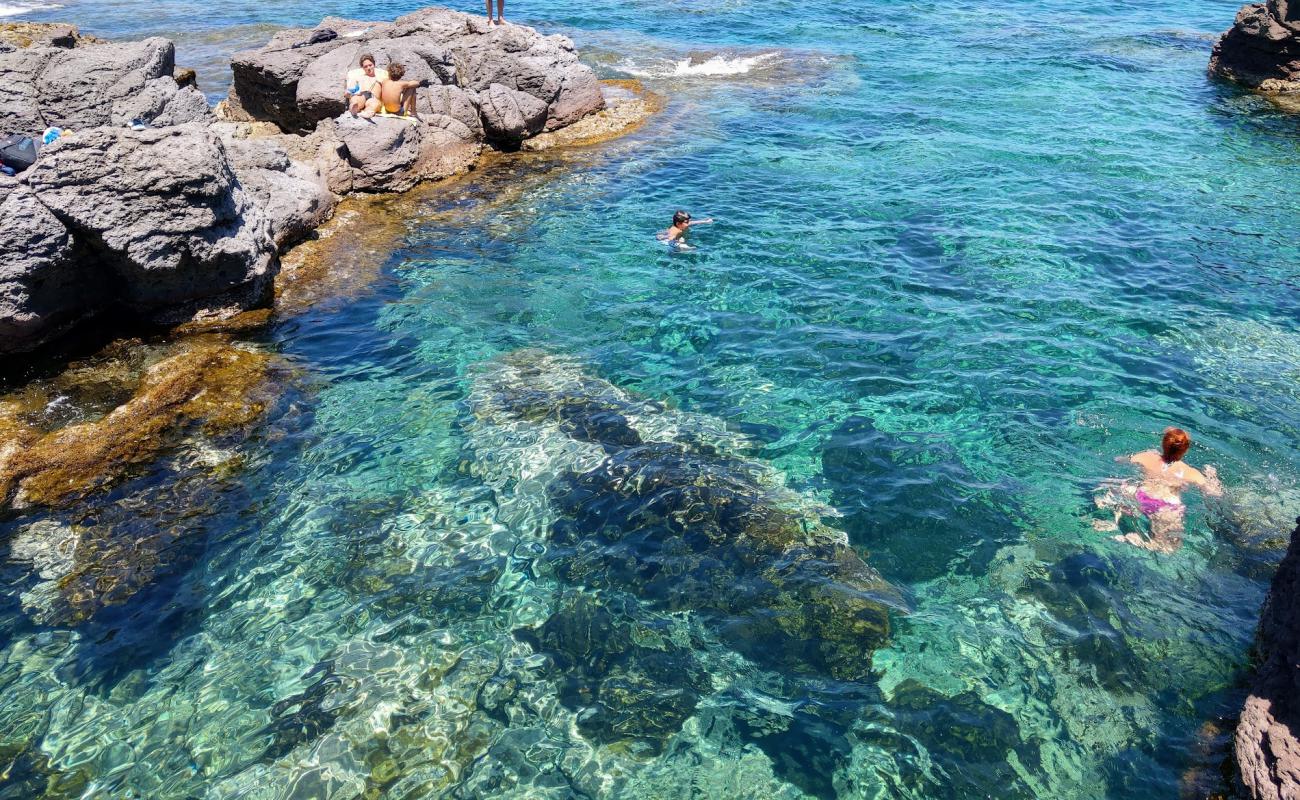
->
[522, 591, 712, 751]
[467, 351, 903, 688]
[0, 338, 276, 509]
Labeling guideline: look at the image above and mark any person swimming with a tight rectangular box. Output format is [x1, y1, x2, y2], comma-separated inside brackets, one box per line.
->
[658, 210, 714, 249]
[1095, 427, 1223, 553]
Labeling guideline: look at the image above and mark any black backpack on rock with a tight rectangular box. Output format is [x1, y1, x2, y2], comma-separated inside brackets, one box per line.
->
[0, 134, 39, 173]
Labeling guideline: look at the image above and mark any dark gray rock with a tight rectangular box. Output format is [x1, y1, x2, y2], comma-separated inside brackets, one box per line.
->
[0, 37, 194, 139]
[295, 39, 455, 123]
[0, 47, 50, 138]
[22, 126, 276, 316]
[1211, 0, 1300, 94]
[328, 113, 480, 192]
[478, 82, 547, 144]
[40, 37, 176, 131]
[1236, 518, 1300, 800]
[0, 180, 95, 353]
[219, 132, 337, 248]
[110, 77, 213, 128]
[228, 18, 397, 133]
[227, 6, 603, 139]
[417, 83, 483, 141]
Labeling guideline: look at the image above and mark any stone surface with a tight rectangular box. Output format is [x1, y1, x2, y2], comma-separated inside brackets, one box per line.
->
[23, 126, 276, 315]
[0, 180, 95, 352]
[228, 6, 603, 139]
[0, 36, 190, 138]
[1236, 517, 1300, 800]
[219, 131, 337, 247]
[478, 82, 548, 144]
[1211, 0, 1300, 97]
[328, 114, 481, 192]
[40, 37, 177, 130]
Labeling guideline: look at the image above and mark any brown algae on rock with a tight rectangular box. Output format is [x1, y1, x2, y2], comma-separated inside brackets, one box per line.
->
[274, 191, 418, 315]
[0, 337, 275, 509]
[523, 80, 664, 151]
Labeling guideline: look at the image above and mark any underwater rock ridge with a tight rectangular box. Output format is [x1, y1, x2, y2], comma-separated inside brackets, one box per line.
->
[466, 351, 904, 753]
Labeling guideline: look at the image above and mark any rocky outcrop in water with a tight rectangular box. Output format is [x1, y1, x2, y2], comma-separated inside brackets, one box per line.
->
[1211, 0, 1300, 105]
[226, 8, 603, 145]
[25, 127, 277, 315]
[0, 8, 625, 356]
[1236, 518, 1300, 800]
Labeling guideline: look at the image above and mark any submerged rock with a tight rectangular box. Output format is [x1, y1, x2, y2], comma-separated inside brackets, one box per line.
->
[0, 337, 275, 509]
[468, 351, 902, 690]
[1236, 517, 1300, 800]
[522, 591, 712, 752]
[1210, 0, 1300, 106]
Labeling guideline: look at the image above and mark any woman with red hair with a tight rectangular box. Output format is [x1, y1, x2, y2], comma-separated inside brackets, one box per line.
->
[1099, 427, 1223, 552]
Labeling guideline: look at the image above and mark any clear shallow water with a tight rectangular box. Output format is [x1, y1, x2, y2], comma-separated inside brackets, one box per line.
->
[4, 0, 1300, 797]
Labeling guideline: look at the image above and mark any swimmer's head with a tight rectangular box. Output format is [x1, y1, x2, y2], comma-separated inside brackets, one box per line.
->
[673, 210, 691, 227]
[1161, 427, 1191, 463]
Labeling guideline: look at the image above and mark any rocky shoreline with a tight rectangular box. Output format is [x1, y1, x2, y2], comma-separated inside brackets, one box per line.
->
[0, 8, 651, 359]
[1210, 0, 1300, 110]
[1235, 518, 1300, 800]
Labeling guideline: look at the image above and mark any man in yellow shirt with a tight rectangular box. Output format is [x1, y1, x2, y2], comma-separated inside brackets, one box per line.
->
[344, 53, 388, 118]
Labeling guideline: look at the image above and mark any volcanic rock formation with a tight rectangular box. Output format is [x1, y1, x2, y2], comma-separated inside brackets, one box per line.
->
[225, 7, 603, 145]
[1236, 518, 1300, 800]
[0, 9, 613, 356]
[1210, 0, 1300, 104]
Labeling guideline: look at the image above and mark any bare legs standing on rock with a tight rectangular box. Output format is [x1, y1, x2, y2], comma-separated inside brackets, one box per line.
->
[486, 0, 506, 26]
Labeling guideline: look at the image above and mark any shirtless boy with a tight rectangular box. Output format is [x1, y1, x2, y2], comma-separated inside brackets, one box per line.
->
[659, 210, 714, 248]
[377, 63, 428, 119]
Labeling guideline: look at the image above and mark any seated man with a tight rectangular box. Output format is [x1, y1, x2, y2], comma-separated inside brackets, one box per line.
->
[344, 53, 387, 118]
[377, 63, 428, 119]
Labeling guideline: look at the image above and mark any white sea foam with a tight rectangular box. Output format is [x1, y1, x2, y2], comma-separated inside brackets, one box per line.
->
[618, 51, 782, 79]
[0, 1, 63, 17]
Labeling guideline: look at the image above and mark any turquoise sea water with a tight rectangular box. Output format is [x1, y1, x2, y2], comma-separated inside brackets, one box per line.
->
[5, 0, 1300, 797]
